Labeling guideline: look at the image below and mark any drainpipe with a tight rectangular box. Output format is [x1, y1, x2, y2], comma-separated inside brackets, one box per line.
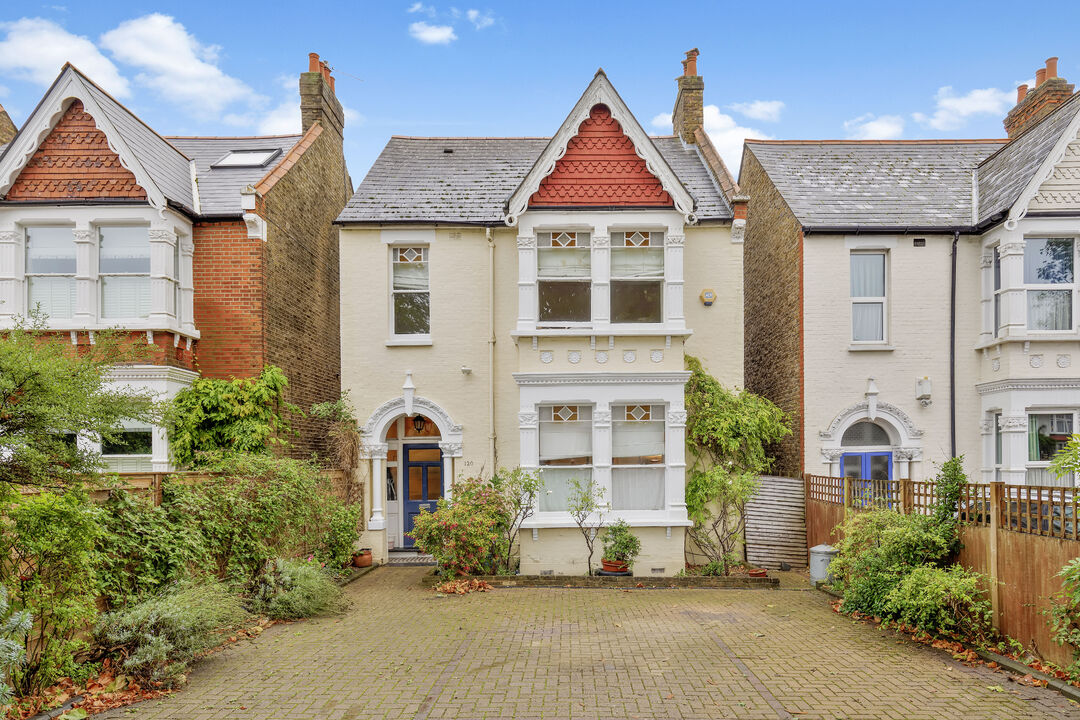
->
[950, 230, 959, 458]
[487, 227, 497, 472]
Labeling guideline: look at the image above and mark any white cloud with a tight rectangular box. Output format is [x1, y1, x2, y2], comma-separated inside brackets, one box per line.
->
[408, 2, 437, 16]
[728, 99, 784, 123]
[0, 18, 130, 97]
[409, 21, 457, 45]
[911, 85, 1014, 131]
[100, 14, 262, 116]
[467, 9, 494, 29]
[652, 106, 768, 170]
[0, 84, 8, 97]
[843, 113, 905, 139]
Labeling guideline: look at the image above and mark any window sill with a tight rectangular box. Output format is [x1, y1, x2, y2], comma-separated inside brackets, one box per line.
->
[385, 336, 432, 347]
[513, 327, 692, 340]
[848, 344, 895, 352]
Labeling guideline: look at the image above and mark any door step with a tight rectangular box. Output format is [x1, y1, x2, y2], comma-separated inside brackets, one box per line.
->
[387, 549, 436, 566]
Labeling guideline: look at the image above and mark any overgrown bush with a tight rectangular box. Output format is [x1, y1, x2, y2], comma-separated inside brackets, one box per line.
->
[884, 564, 993, 643]
[322, 503, 364, 569]
[250, 560, 345, 620]
[0, 490, 102, 696]
[97, 488, 209, 608]
[932, 456, 968, 542]
[0, 586, 31, 706]
[1047, 557, 1080, 679]
[163, 453, 359, 586]
[95, 581, 247, 685]
[409, 476, 506, 577]
[830, 509, 954, 617]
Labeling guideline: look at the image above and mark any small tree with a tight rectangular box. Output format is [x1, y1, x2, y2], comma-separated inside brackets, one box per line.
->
[684, 355, 790, 574]
[490, 467, 542, 574]
[0, 312, 157, 492]
[568, 476, 606, 576]
[1049, 434, 1080, 485]
[167, 366, 300, 468]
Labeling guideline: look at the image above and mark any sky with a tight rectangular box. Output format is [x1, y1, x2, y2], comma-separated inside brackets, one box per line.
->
[1, 1, 1079, 184]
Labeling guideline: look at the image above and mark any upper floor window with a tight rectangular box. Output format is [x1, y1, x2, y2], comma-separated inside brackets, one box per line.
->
[392, 247, 430, 335]
[99, 226, 150, 319]
[611, 404, 665, 510]
[1024, 237, 1074, 331]
[538, 232, 591, 324]
[851, 251, 886, 342]
[25, 226, 76, 319]
[611, 231, 663, 323]
[538, 404, 592, 511]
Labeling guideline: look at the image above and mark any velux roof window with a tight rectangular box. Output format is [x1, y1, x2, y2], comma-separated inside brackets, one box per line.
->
[211, 149, 281, 168]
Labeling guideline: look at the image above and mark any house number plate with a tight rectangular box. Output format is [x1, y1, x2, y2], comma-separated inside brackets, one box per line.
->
[419, 503, 432, 509]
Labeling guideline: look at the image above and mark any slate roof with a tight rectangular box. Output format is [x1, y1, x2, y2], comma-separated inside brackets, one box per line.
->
[744, 140, 1005, 229]
[168, 135, 302, 216]
[977, 92, 1080, 223]
[337, 135, 732, 225]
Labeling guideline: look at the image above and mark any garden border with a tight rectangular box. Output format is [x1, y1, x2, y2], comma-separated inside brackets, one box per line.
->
[420, 573, 779, 589]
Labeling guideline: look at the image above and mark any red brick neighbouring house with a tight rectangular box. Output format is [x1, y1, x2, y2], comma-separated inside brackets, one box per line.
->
[0, 54, 351, 468]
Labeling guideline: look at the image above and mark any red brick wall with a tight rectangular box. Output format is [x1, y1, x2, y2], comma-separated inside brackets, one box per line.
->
[6, 101, 147, 201]
[530, 104, 672, 207]
[191, 221, 265, 379]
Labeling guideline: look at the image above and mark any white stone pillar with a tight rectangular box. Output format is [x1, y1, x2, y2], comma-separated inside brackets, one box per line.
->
[979, 251, 995, 344]
[368, 443, 388, 530]
[980, 416, 997, 484]
[516, 234, 536, 332]
[593, 403, 612, 509]
[179, 235, 195, 334]
[666, 406, 688, 515]
[0, 229, 19, 320]
[151, 424, 169, 472]
[148, 228, 175, 327]
[518, 410, 540, 510]
[592, 231, 610, 325]
[438, 441, 459, 499]
[999, 412, 1029, 485]
[665, 232, 686, 331]
[997, 238, 1026, 338]
[73, 226, 95, 324]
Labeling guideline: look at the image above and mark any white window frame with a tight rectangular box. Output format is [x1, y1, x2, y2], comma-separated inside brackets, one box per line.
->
[1025, 408, 1077, 484]
[1023, 236, 1077, 334]
[537, 404, 594, 512]
[388, 245, 431, 345]
[537, 231, 592, 328]
[23, 224, 77, 320]
[609, 231, 665, 326]
[610, 403, 667, 511]
[97, 224, 152, 321]
[850, 250, 888, 344]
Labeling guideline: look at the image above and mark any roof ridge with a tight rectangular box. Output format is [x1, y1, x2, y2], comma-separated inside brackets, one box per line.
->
[167, 133, 304, 140]
[976, 90, 1080, 169]
[746, 138, 1007, 145]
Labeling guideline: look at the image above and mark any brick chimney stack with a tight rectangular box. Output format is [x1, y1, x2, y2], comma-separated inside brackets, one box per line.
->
[0, 103, 16, 145]
[672, 48, 704, 144]
[1004, 56, 1075, 139]
[301, 52, 345, 139]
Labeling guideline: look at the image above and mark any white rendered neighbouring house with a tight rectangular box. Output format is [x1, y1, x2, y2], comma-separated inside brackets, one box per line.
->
[339, 51, 746, 574]
[740, 56, 1080, 488]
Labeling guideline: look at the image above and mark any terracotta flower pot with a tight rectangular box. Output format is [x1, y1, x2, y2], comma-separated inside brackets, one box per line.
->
[352, 549, 373, 568]
[601, 558, 629, 573]
[748, 568, 767, 578]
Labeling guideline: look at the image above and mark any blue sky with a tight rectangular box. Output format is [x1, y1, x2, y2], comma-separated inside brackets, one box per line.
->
[1, 1, 1078, 182]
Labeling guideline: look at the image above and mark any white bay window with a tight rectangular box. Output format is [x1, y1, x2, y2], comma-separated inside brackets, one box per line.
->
[610, 231, 663, 324]
[25, 226, 76, 319]
[538, 232, 591, 324]
[611, 404, 665, 510]
[99, 226, 151, 319]
[539, 404, 593, 511]
[1024, 237, 1074, 332]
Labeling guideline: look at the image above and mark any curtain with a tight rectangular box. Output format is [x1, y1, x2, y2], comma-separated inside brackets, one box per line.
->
[539, 421, 592, 463]
[538, 248, 591, 277]
[610, 247, 663, 278]
[612, 467, 664, 510]
[1027, 290, 1072, 330]
[852, 303, 884, 341]
[1028, 415, 1041, 462]
[612, 420, 665, 462]
[27, 276, 75, 319]
[539, 468, 590, 511]
[850, 253, 884, 297]
[393, 261, 428, 290]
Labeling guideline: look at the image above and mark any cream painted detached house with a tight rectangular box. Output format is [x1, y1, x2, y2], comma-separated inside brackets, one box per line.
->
[339, 51, 745, 574]
[741, 56, 1080, 488]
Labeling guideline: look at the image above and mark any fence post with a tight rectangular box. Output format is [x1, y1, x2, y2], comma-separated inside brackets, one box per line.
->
[843, 475, 852, 520]
[900, 478, 913, 514]
[989, 481, 1003, 630]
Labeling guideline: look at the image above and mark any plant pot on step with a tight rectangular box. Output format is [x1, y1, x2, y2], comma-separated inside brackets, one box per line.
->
[601, 558, 629, 573]
[748, 568, 767, 578]
[352, 549, 373, 568]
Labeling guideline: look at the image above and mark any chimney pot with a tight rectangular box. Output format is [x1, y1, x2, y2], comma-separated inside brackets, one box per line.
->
[1017, 83, 1028, 103]
[683, 48, 699, 77]
[1036, 67, 1047, 86]
[1046, 56, 1059, 79]
[308, 53, 320, 73]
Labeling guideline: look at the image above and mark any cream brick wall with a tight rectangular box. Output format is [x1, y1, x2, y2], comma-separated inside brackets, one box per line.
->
[519, 527, 686, 577]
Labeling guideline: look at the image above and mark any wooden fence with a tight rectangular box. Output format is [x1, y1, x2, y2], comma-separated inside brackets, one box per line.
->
[744, 476, 807, 570]
[805, 474, 1080, 667]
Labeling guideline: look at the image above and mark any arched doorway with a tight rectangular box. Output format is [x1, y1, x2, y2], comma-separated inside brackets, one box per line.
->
[820, 399, 923, 480]
[840, 420, 892, 480]
[383, 414, 442, 549]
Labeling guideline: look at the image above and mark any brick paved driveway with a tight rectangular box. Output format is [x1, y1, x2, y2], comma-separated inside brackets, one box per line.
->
[104, 567, 1080, 720]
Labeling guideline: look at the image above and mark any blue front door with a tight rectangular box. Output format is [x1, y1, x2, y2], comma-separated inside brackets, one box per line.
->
[402, 444, 443, 547]
[841, 451, 893, 480]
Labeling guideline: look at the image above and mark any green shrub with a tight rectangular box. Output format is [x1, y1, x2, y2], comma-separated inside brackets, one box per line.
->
[931, 456, 968, 543]
[1047, 557, 1080, 679]
[884, 564, 993, 642]
[97, 488, 209, 608]
[0, 490, 101, 696]
[409, 476, 506, 578]
[95, 581, 247, 685]
[601, 520, 642, 569]
[830, 509, 953, 617]
[250, 560, 345, 620]
[163, 453, 359, 586]
[0, 585, 31, 705]
[321, 502, 363, 569]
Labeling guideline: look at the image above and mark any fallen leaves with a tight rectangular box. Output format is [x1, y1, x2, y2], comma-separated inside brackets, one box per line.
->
[435, 579, 493, 595]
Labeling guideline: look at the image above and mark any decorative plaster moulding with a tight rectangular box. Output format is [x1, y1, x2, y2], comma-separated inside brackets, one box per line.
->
[513, 371, 692, 386]
[976, 377, 1080, 394]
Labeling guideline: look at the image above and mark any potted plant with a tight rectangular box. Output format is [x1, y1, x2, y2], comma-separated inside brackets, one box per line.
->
[352, 548, 372, 568]
[600, 520, 641, 574]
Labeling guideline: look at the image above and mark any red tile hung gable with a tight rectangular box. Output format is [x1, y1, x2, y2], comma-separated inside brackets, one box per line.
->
[530, 104, 672, 207]
[5, 100, 147, 201]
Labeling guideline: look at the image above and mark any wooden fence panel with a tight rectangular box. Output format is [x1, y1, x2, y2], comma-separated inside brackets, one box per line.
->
[745, 476, 807, 569]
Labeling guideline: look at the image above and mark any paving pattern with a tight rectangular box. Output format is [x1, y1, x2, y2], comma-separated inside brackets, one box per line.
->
[103, 567, 1080, 719]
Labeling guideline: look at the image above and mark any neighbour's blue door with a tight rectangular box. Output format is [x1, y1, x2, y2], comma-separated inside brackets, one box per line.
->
[841, 451, 892, 480]
[402, 444, 442, 547]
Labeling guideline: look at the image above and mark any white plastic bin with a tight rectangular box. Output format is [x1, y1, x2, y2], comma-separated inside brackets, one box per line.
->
[809, 544, 838, 585]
